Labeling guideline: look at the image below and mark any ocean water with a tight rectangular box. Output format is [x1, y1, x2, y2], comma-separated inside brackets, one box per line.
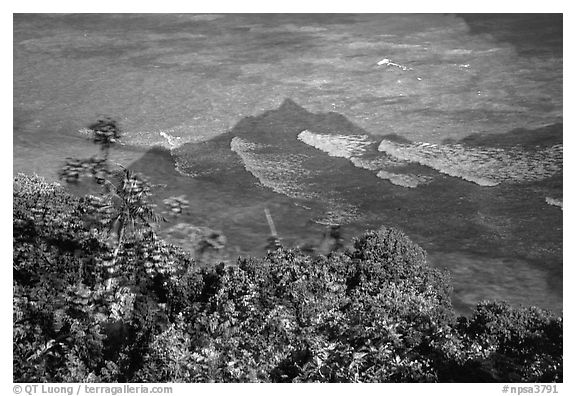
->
[296, 130, 562, 188]
[13, 14, 562, 314]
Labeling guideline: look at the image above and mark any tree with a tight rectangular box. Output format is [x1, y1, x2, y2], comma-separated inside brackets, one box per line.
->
[14, 174, 563, 382]
[99, 167, 165, 288]
[59, 118, 120, 184]
[88, 117, 121, 161]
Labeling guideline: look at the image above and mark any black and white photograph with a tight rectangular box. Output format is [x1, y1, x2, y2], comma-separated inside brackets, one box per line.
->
[11, 7, 566, 389]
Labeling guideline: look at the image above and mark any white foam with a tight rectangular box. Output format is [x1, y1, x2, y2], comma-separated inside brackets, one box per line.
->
[297, 130, 373, 159]
[349, 156, 407, 171]
[231, 136, 361, 224]
[377, 139, 562, 186]
[297, 129, 563, 188]
[231, 137, 318, 200]
[545, 197, 563, 209]
[376, 58, 411, 71]
[160, 131, 182, 148]
[376, 170, 433, 188]
[298, 130, 431, 189]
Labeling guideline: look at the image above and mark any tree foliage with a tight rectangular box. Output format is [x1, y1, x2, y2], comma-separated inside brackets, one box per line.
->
[88, 117, 121, 160]
[13, 174, 562, 382]
[59, 117, 121, 184]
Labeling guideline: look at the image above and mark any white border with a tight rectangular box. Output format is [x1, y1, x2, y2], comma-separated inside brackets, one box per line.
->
[5, 4, 573, 394]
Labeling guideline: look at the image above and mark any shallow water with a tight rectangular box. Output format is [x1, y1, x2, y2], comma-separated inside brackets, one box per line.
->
[13, 14, 562, 314]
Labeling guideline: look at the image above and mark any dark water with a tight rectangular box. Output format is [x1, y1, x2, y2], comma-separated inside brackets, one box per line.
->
[13, 14, 562, 314]
[130, 100, 561, 315]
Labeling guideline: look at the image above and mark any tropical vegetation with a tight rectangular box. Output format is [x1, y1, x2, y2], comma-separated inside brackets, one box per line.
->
[13, 173, 562, 382]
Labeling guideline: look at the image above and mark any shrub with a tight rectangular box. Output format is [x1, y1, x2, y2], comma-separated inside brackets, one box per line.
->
[13, 174, 562, 383]
[13, 175, 191, 382]
[452, 301, 562, 382]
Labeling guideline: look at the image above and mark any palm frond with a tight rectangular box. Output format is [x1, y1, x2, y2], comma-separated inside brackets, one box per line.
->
[138, 205, 166, 223]
[100, 177, 120, 196]
[99, 168, 164, 251]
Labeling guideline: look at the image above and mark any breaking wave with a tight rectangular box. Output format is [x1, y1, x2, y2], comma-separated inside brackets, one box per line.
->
[375, 171, 434, 189]
[231, 136, 317, 200]
[159, 131, 183, 148]
[297, 130, 432, 188]
[229, 127, 562, 224]
[378, 140, 563, 186]
[349, 156, 406, 171]
[297, 130, 562, 188]
[231, 136, 361, 224]
[297, 130, 374, 159]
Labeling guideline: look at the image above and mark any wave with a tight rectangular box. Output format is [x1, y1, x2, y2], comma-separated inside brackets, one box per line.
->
[545, 197, 563, 209]
[349, 156, 407, 171]
[297, 129, 562, 188]
[297, 130, 374, 159]
[230, 137, 318, 200]
[377, 139, 563, 186]
[159, 131, 183, 148]
[376, 170, 434, 188]
[231, 136, 361, 224]
[298, 130, 432, 188]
